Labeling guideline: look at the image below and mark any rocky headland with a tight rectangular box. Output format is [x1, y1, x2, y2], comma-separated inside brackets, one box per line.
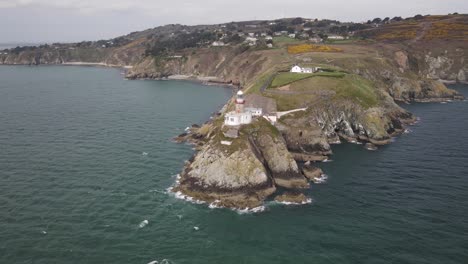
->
[2, 14, 467, 210]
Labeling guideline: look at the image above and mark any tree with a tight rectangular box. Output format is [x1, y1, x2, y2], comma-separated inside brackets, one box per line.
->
[382, 17, 390, 23]
[291, 17, 304, 25]
[372, 17, 382, 24]
[391, 16, 403, 22]
[414, 14, 424, 20]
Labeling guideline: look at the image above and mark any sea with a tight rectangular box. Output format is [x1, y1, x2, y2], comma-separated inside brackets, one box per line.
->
[0, 65, 467, 264]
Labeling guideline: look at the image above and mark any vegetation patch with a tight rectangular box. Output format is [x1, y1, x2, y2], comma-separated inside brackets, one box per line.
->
[270, 71, 345, 88]
[273, 36, 300, 45]
[287, 44, 343, 54]
[266, 74, 379, 111]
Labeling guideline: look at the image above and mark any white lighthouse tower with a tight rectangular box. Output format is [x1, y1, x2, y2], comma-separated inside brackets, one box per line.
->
[224, 90, 252, 126]
[235, 90, 245, 113]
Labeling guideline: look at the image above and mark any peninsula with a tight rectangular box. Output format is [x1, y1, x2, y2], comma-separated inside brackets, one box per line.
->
[2, 14, 467, 209]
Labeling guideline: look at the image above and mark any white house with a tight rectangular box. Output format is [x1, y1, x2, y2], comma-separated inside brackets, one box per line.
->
[224, 112, 252, 126]
[267, 43, 273, 48]
[265, 36, 273, 40]
[245, 37, 258, 46]
[309, 37, 322, 43]
[290, 65, 316, 74]
[288, 33, 296, 38]
[245, 107, 263, 117]
[328, 35, 345, 40]
[212, 41, 225, 46]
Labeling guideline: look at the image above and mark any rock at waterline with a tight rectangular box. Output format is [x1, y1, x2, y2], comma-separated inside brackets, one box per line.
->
[302, 165, 324, 181]
[274, 192, 311, 204]
[364, 143, 378, 151]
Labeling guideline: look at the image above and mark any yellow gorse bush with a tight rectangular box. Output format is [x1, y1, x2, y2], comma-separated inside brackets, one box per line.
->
[287, 44, 343, 54]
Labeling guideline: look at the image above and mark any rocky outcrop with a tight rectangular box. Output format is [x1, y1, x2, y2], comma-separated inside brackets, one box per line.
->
[173, 118, 313, 209]
[250, 130, 309, 189]
[274, 192, 311, 204]
[302, 165, 324, 181]
[173, 144, 276, 209]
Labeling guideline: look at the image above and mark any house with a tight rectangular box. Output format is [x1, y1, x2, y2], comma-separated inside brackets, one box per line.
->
[248, 32, 255, 37]
[260, 32, 268, 37]
[288, 33, 296, 38]
[309, 37, 322, 43]
[274, 32, 282, 36]
[290, 65, 316, 74]
[211, 41, 225, 46]
[328, 35, 345, 40]
[245, 107, 263, 116]
[265, 36, 273, 40]
[267, 43, 273, 48]
[245, 37, 258, 45]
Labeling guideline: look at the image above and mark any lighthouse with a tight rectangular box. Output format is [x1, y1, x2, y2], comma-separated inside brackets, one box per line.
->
[235, 90, 245, 113]
[224, 90, 253, 126]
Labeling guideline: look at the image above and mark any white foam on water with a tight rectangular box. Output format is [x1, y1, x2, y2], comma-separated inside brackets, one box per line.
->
[139, 220, 149, 228]
[276, 198, 313, 205]
[171, 190, 206, 205]
[236, 205, 266, 214]
[440, 101, 447, 104]
[404, 129, 412, 134]
[142, 152, 148, 156]
[322, 159, 333, 163]
[184, 126, 190, 131]
[193, 226, 199, 231]
[148, 259, 173, 264]
[41, 230, 47, 235]
[167, 175, 266, 214]
[208, 200, 222, 209]
[176, 215, 183, 220]
[313, 174, 329, 184]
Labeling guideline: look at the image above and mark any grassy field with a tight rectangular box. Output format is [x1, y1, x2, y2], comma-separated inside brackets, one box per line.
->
[273, 36, 300, 44]
[266, 74, 379, 111]
[269, 71, 345, 88]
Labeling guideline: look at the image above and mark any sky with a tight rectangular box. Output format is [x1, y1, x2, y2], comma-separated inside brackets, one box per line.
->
[0, 0, 467, 43]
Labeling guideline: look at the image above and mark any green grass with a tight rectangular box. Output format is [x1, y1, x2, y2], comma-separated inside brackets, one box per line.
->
[335, 75, 379, 108]
[325, 39, 357, 44]
[273, 36, 300, 44]
[266, 74, 379, 111]
[246, 71, 275, 94]
[270, 71, 345, 88]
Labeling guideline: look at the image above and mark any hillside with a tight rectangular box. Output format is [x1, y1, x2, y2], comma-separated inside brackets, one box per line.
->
[1, 14, 466, 209]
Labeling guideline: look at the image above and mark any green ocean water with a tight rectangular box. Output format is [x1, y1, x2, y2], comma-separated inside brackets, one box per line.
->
[0, 66, 467, 264]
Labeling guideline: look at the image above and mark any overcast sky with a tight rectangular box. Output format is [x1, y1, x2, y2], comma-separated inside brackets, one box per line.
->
[1, 0, 467, 43]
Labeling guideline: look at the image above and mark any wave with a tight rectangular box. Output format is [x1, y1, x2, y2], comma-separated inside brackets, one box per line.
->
[139, 220, 149, 228]
[275, 198, 313, 206]
[313, 174, 328, 184]
[147, 259, 174, 264]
